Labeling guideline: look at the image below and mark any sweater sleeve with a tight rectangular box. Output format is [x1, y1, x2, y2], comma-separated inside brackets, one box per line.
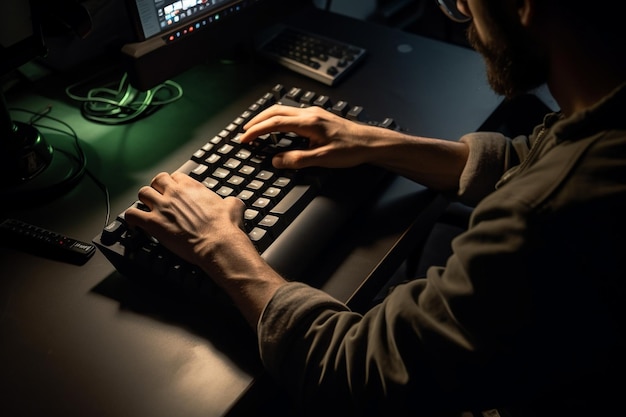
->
[455, 131, 510, 206]
[256, 188, 541, 416]
[256, 275, 509, 416]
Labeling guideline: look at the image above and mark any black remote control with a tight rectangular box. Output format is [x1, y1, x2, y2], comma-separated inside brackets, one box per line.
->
[0, 218, 96, 265]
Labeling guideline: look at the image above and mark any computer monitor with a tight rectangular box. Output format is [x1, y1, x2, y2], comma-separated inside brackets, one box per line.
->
[122, 0, 311, 91]
[0, 0, 47, 77]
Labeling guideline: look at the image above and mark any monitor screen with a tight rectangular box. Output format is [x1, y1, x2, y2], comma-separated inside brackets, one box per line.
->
[122, 0, 310, 90]
[0, 0, 47, 76]
[130, 0, 246, 41]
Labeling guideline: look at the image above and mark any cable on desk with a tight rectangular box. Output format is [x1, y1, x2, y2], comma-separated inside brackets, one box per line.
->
[10, 107, 111, 227]
[65, 72, 183, 125]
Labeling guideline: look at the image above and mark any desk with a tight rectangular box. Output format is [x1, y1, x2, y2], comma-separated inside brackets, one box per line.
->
[0, 8, 501, 417]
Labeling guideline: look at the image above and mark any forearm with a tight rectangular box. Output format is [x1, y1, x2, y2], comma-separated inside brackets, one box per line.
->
[194, 232, 288, 329]
[359, 127, 470, 191]
[240, 105, 469, 191]
[123, 172, 288, 330]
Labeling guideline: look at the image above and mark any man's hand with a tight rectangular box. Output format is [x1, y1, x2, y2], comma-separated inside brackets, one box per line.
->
[239, 104, 378, 170]
[124, 171, 248, 268]
[124, 171, 287, 328]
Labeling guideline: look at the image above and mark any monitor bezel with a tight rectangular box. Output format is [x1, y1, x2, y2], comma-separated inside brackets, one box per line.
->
[121, 0, 311, 90]
[126, 0, 257, 42]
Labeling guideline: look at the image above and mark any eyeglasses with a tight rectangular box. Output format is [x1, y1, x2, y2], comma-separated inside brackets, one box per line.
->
[436, 0, 471, 23]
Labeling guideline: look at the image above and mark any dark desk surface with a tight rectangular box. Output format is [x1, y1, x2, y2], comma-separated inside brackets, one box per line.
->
[0, 8, 502, 417]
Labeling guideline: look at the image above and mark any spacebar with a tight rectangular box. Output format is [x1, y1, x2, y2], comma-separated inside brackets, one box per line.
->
[271, 184, 312, 216]
[262, 194, 350, 281]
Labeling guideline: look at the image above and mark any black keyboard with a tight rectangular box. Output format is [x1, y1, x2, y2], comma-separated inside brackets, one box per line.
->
[93, 84, 398, 295]
[257, 27, 366, 86]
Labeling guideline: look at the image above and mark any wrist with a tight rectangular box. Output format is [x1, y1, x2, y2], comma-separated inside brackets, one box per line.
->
[196, 234, 287, 327]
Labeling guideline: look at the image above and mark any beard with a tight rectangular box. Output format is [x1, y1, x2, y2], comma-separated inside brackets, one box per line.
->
[467, 12, 548, 98]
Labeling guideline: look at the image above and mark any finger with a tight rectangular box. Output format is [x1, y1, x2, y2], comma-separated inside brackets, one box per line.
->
[224, 196, 247, 227]
[171, 171, 198, 185]
[224, 194, 246, 210]
[240, 107, 304, 144]
[242, 104, 297, 130]
[136, 185, 164, 211]
[170, 171, 221, 202]
[124, 199, 154, 228]
[240, 118, 289, 144]
[272, 148, 326, 170]
[150, 172, 175, 194]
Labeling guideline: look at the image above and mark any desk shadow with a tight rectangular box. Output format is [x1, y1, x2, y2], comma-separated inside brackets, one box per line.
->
[91, 271, 264, 377]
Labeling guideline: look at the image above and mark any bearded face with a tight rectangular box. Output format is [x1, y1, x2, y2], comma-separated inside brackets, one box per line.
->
[466, 2, 548, 98]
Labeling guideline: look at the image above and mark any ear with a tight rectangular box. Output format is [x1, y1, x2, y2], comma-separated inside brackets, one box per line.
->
[516, 0, 534, 26]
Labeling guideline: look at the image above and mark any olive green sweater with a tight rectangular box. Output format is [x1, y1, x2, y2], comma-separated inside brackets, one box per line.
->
[258, 84, 626, 417]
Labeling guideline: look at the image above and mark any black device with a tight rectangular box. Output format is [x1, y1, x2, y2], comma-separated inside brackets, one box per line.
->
[121, 0, 312, 91]
[1, 218, 96, 265]
[256, 25, 367, 86]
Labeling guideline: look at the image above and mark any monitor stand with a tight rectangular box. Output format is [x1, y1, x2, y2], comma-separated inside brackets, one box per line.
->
[1, 91, 52, 183]
[1, 90, 83, 208]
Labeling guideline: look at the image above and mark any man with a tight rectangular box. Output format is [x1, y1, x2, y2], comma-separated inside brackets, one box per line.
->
[125, 0, 626, 415]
